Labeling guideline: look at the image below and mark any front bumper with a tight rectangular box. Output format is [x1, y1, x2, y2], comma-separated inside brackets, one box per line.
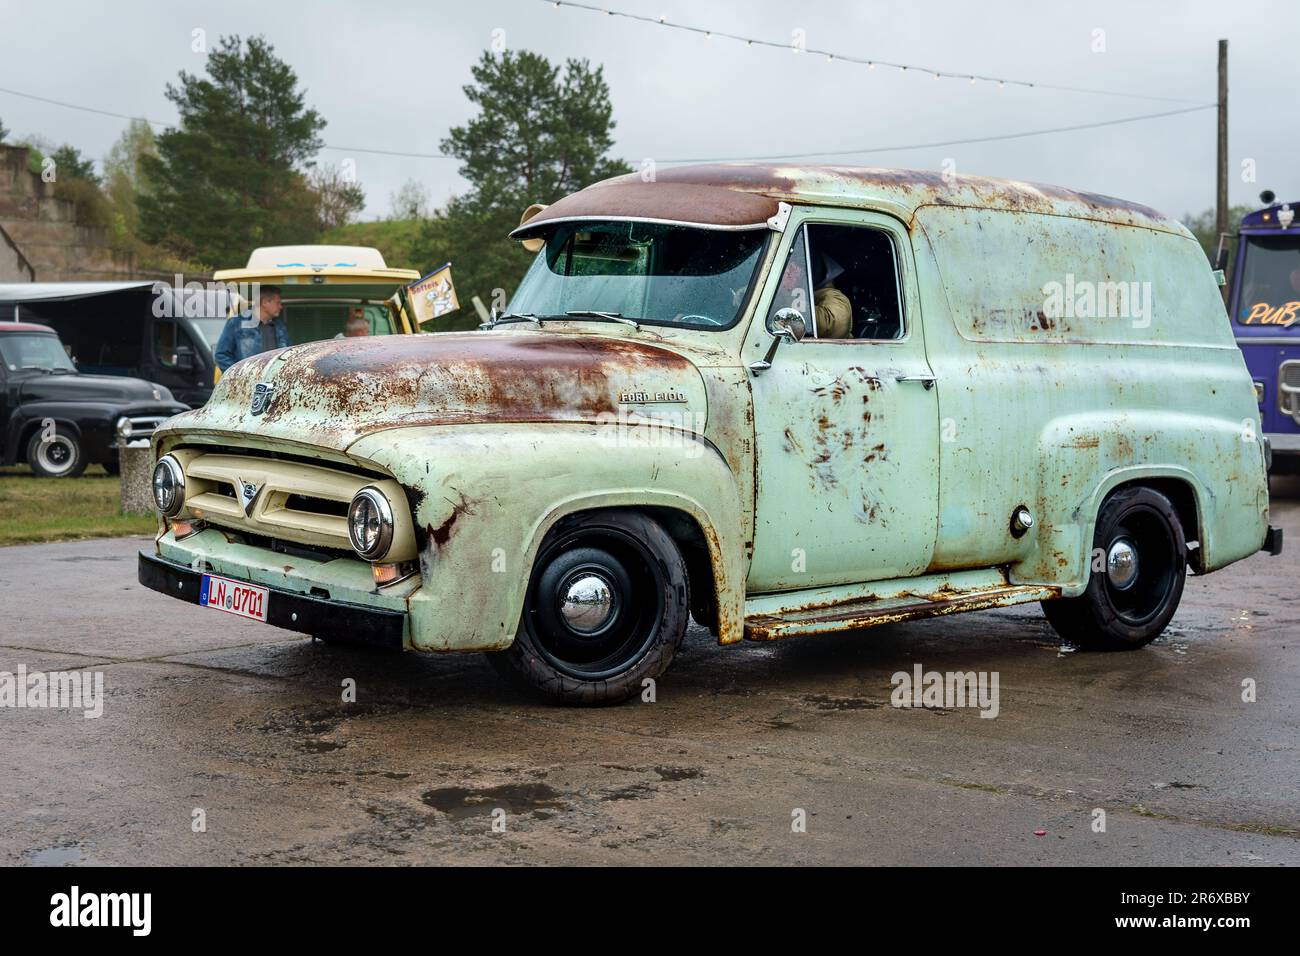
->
[138, 551, 406, 649]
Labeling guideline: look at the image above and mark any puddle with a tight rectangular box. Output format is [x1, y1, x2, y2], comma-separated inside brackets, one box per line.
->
[601, 784, 657, 801]
[301, 739, 346, 753]
[801, 694, 881, 711]
[654, 766, 703, 781]
[29, 845, 93, 866]
[421, 783, 567, 820]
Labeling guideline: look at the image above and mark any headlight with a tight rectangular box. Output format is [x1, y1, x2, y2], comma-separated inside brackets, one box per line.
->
[348, 487, 394, 560]
[1254, 381, 1266, 405]
[152, 455, 185, 517]
[115, 416, 132, 441]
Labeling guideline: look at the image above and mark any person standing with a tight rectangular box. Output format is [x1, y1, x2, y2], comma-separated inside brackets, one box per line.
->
[215, 285, 288, 371]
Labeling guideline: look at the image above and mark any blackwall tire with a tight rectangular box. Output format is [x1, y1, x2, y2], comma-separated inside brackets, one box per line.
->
[487, 510, 690, 705]
[1041, 486, 1186, 650]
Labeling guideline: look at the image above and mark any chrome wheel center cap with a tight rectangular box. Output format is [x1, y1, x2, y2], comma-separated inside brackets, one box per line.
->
[559, 573, 616, 634]
[1107, 539, 1139, 590]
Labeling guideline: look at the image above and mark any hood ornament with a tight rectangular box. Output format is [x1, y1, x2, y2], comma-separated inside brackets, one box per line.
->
[250, 382, 275, 416]
[237, 477, 261, 517]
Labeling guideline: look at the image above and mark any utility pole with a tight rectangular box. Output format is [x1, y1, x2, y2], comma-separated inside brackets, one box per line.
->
[1216, 39, 1229, 244]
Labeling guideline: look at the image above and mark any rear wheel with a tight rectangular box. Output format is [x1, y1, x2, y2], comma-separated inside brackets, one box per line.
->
[26, 428, 86, 478]
[1041, 486, 1186, 650]
[487, 510, 690, 705]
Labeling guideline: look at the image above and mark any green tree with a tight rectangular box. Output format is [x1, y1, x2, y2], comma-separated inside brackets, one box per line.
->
[0, 117, 8, 143]
[139, 34, 326, 268]
[442, 49, 629, 210]
[309, 163, 366, 231]
[103, 118, 157, 242]
[50, 145, 99, 184]
[417, 49, 630, 329]
[1182, 204, 1254, 264]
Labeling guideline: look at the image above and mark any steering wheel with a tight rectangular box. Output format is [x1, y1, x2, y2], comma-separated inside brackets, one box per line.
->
[677, 314, 724, 326]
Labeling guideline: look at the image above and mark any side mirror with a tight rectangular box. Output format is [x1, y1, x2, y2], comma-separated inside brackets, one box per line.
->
[751, 308, 808, 375]
[518, 203, 549, 253]
[767, 307, 807, 342]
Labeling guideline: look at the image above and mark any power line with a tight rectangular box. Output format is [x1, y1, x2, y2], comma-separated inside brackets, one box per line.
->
[659, 104, 1218, 164]
[0, 83, 1216, 166]
[543, 0, 1208, 104]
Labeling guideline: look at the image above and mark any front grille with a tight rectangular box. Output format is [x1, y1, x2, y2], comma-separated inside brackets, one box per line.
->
[175, 451, 414, 557]
[120, 416, 167, 442]
[1282, 361, 1300, 390]
[1279, 361, 1300, 421]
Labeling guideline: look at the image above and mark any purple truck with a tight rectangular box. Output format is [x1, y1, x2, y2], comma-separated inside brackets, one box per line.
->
[1228, 190, 1300, 468]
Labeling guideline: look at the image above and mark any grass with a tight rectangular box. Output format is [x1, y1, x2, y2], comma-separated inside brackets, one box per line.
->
[0, 465, 157, 546]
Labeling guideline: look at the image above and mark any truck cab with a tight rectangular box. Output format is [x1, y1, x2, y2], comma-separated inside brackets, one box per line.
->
[1226, 193, 1300, 466]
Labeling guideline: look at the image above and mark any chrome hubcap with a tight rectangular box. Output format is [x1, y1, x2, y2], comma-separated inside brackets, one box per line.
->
[37, 436, 74, 474]
[559, 572, 616, 634]
[1107, 539, 1139, 590]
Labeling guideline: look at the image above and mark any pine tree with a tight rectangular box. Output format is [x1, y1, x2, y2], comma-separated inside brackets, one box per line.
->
[139, 35, 325, 268]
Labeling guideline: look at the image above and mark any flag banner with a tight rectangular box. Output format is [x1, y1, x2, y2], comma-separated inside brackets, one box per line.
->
[407, 263, 459, 325]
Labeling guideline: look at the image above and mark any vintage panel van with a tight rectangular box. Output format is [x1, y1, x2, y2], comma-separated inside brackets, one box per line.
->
[138, 165, 1281, 704]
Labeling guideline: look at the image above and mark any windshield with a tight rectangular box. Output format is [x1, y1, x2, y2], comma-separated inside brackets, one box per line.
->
[507, 221, 768, 329]
[0, 333, 77, 373]
[190, 317, 227, 349]
[1235, 234, 1300, 326]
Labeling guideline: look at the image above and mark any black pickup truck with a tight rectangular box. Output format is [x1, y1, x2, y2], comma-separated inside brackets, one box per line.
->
[0, 322, 187, 477]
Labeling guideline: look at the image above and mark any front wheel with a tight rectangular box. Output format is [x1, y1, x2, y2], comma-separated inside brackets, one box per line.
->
[487, 510, 690, 705]
[26, 428, 86, 478]
[1041, 486, 1186, 650]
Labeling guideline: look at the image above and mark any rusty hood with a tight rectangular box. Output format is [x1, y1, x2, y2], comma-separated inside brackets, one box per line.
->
[162, 331, 710, 453]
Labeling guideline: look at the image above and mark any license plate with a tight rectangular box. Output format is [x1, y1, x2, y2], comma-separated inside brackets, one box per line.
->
[199, 573, 269, 623]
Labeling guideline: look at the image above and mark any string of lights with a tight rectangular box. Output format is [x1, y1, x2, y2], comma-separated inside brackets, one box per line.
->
[543, 0, 1209, 105]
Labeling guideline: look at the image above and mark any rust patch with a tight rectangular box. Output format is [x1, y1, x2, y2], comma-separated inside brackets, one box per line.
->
[224, 332, 704, 449]
[517, 179, 779, 233]
[427, 492, 479, 549]
[541, 164, 1181, 235]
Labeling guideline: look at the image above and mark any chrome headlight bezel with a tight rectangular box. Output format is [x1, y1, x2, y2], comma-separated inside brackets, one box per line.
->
[152, 455, 186, 517]
[347, 486, 395, 561]
[115, 416, 132, 441]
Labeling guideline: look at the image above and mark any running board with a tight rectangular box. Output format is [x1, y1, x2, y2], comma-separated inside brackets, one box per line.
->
[743, 583, 1058, 641]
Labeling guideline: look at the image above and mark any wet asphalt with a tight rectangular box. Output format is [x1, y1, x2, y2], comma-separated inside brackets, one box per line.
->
[1, 479, 1298, 866]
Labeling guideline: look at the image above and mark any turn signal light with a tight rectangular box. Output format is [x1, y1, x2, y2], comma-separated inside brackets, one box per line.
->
[372, 562, 414, 587]
[169, 518, 205, 540]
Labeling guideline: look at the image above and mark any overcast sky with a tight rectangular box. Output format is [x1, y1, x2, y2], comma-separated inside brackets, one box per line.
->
[3, 0, 1297, 221]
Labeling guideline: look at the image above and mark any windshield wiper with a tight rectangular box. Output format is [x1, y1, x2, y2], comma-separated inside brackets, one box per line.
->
[481, 312, 543, 329]
[564, 310, 640, 330]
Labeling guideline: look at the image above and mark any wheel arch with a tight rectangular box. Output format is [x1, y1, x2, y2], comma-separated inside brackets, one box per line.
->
[14, 413, 84, 463]
[521, 492, 745, 647]
[351, 424, 748, 652]
[1080, 466, 1208, 579]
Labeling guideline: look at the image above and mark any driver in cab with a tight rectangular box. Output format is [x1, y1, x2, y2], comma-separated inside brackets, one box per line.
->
[812, 253, 852, 339]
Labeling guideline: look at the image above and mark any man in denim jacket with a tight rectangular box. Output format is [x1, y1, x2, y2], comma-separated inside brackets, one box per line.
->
[215, 285, 289, 371]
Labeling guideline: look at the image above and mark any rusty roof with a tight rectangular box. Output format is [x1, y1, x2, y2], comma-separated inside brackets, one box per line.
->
[515, 163, 1184, 236]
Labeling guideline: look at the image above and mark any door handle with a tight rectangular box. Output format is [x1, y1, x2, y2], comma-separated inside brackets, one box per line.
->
[895, 374, 937, 390]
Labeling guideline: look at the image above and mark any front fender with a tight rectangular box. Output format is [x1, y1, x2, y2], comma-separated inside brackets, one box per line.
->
[348, 423, 747, 651]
